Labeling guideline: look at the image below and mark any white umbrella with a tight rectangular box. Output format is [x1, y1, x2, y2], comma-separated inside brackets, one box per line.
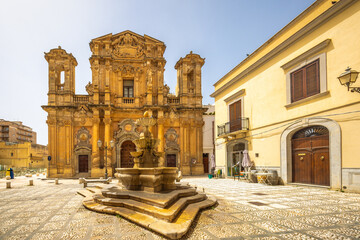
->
[241, 150, 252, 171]
[210, 154, 216, 169]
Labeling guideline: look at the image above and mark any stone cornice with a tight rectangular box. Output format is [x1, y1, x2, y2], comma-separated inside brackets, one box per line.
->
[281, 39, 331, 70]
[210, 0, 356, 98]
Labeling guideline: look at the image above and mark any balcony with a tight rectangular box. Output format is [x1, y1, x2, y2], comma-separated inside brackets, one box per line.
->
[74, 95, 89, 104]
[123, 97, 135, 104]
[167, 96, 180, 104]
[217, 118, 249, 137]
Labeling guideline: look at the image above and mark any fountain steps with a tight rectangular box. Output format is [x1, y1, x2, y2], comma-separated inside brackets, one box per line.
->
[79, 187, 216, 239]
[101, 185, 197, 208]
[93, 192, 207, 222]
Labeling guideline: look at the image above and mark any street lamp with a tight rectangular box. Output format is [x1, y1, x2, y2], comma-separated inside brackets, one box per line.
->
[97, 139, 115, 179]
[338, 67, 360, 93]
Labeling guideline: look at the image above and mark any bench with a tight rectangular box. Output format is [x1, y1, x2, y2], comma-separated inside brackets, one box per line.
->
[79, 178, 112, 188]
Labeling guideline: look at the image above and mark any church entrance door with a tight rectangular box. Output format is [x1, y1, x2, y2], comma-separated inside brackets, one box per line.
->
[79, 155, 88, 172]
[121, 140, 136, 168]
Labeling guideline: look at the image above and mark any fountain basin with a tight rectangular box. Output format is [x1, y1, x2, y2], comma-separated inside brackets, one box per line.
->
[116, 167, 177, 192]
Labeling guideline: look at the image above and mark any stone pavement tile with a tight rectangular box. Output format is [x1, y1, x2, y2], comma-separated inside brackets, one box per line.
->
[233, 204, 257, 212]
[253, 221, 290, 233]
[214, 203, 240, 213]
[251, 211, 282, 220]
[1, 218, 23, 227]
[231, 212, 262, 222]
[303, 206, 334, 214]
[204, 225, 242, 238]
[40, 221, 66, 231]
[196, 213, 217, 226]
[48, 213, 72, 222]
[246, 236, 280, 240]
[60, 227, 88, 240]
[317, 204, 348, 213]
[311, 215, 354, 225]
[296, 216, 334, 227]
[91, 236, 117, 240]
[26, 216, 48, 224]
[330, 227, 360, 239]
[119, 232, 149, 240]
[207, 212, 240, 223]
[30, 230, 60, 240]
[68, 218, 93, 228]
[278, 232, 316, 240]
[91, 225, 116, 237]
[183, 228, 215, 240]
[0, 226, 12, 236]
[271, 208, 311, 217]
[92, 214, 117, 224]
[2, 233, 30, 240]
[274, 219, 314, 230]
[305, 229, 352, 240]
[334, 212, 360, 222]
[11, 224, 40, 234]
[230, 223, 267, 236]
[116, 222, 145, 235]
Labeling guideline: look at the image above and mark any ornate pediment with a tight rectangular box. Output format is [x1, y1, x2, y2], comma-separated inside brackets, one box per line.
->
[111, 32, 144, 59]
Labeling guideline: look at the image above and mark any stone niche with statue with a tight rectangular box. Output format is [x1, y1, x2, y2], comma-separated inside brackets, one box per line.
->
[42, 30, 207, 178]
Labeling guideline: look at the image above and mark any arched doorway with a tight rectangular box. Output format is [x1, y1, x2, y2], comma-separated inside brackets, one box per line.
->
[120, 140, 136, 168]
[226, 141, 246, 177]
[292, 125, 329, 186]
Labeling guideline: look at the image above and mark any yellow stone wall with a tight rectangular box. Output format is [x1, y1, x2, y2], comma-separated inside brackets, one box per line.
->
[42, 31, 206, 178]
[0, 142, 48, 168]
[213, 0, 360, 190]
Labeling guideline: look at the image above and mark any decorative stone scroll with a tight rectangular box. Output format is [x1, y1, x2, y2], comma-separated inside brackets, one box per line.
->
[165, 128, 179, 152]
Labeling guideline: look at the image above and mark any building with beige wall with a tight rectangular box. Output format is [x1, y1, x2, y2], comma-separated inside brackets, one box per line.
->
[42, 30, 207, 178]
[0, 119, 37, 143]
[0, 142, 48, 169]
[211, 0, 360, 192]
[202, 104, 215, 174]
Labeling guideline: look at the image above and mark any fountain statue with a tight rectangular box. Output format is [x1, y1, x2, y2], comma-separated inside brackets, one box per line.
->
[116, 111, 178, 192]
[78, 112, 216, 239]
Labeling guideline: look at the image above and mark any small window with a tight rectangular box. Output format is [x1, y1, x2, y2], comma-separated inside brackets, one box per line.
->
[11, 152, 13, 157]
[123, 80, 134, 98]
[291, 59, 320, 102]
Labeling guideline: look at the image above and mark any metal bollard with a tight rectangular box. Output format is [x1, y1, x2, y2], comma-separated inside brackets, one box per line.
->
[29, 179, 34, 186]
[6, 181, 11, 189]
[55, 178, 59, 185]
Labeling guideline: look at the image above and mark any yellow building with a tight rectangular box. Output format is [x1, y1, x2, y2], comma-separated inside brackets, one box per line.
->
[0, 142, 48, 169]
[211, 0, 360, 192]
[42, 30, 206, 178]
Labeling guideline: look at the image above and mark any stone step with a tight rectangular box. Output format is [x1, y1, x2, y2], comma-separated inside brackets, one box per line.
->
[93, 192, 207, 222]
[81, 195, 216, 239]
[102, 187, 197, 208]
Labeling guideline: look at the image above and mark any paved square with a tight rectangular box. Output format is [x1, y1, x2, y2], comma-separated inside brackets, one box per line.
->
[0, 176, 359, 239]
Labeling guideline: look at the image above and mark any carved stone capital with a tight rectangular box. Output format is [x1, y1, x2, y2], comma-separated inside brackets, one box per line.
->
[104, 118, 112, 125]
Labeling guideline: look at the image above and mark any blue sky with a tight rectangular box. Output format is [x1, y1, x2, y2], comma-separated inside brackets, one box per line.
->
[0, 0, 315, 145]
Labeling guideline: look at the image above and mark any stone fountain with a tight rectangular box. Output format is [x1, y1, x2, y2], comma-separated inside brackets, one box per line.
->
[78, 112, 216, 239]
[117, 111, 178, 192]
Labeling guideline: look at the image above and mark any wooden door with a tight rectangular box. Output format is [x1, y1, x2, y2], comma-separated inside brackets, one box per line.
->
[79, 155, 88, 172]
[203, 153, 209, 173]
[166, 154, 176, 167]
[121, 140, 136, 168]
[292, 126, 329, 186]
[229, 100, 241, 132]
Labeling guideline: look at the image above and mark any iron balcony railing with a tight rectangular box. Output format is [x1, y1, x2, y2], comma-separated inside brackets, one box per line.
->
[217, 118, 249, 137]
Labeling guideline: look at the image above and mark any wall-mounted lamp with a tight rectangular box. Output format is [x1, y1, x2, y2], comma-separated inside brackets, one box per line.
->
[338, 67, 360, 93]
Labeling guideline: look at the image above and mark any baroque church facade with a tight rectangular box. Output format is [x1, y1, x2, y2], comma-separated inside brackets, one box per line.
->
[42, 30, 206, 178]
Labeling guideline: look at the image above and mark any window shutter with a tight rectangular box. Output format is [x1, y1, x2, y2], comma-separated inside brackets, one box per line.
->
[291, 70, 304, 102]
[229, 100, 242, 132]
[306, 60, 319, 97]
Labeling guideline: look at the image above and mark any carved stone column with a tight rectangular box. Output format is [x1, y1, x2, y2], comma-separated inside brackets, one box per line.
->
[104, 117, 112, 169]
[92, 116, 100, 167]
[157, 118, 165, 167]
